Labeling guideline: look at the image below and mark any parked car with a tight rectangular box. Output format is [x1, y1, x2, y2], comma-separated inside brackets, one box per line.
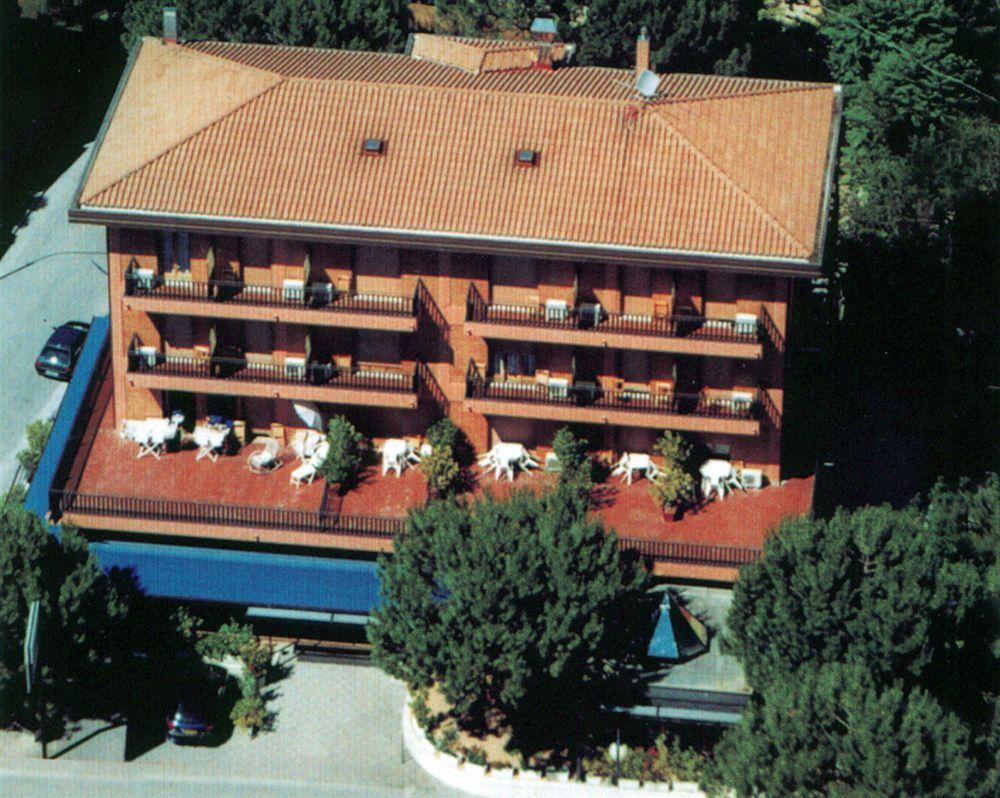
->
[165, 665, 229, 745]
[34, 321, 90, 380]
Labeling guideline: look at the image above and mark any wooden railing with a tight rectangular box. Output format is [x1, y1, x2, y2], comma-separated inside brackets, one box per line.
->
[124, 272, 416, 318]
[51, 490, 758, 569]
[617, 537, 761, 568]
[465, 361, 764, 423]
[466, 283, 761, 344]
[127, 350, 418, 395]
[50, 490, 405, 538]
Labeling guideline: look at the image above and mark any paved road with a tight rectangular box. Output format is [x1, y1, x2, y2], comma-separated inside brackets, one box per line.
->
[0, 661, 464, 798]
[0, 147, 108, 491]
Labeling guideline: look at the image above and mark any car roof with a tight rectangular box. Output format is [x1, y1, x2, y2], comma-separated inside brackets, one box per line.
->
[47, 325, 87, 347]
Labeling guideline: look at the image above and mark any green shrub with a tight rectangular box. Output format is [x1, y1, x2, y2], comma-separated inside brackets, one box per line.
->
[17, 418, 53, 478]
[230, 677, 269, 736]
[463, 745, 488, 766]
[320, 415, 365, 491]
[582, 751, 614, 778]
[649, 431, 696, 510]
[618, 746, 649, 781]
[410, 686, 434, 730]
[196, 619, 270, 678]
[420, 444, 462, 496]
[436, 725, 460, 753]
[426, 418, 461, 452]
[552, 426, 592, 485]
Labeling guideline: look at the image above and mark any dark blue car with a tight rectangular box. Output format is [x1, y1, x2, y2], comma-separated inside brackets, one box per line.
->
[35, 321, 90, 380]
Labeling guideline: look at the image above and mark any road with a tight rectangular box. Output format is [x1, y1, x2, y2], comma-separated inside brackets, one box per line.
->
[0, 661, 464, 798]
[0, 147, 108, 492]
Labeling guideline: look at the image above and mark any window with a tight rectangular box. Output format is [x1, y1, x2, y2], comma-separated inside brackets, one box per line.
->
[515, 149, 539, 167]
[159, 231, 190, 273]
[492, 350, 536, 378]
[362, 138, 386, 156]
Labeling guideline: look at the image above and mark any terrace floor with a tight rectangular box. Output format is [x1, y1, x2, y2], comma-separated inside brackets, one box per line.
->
[62, 393, 812, 571]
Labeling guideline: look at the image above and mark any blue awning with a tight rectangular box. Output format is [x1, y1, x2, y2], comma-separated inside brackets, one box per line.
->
[93, 540, 381, 615]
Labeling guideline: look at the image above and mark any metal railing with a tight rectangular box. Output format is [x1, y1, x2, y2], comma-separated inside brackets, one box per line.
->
[465, 361, 762, 423]
[124, 272, 417, 318]
[127, 349, 418, 395]
[617, 537, 761, 568]
[51, 490, 405, 538]
[466, 284, 761, 344]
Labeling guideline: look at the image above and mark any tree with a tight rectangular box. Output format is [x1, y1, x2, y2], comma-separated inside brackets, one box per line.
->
[574, 0, 755, 74]
[0, 504, 130, 728]
[368, 489, 651, 755]
[714, 477, 999, 796]
[319, 415, 365, 491]
[16, 418, 53, 479]
[552, 425, 592, 488]
[121, 0, 410, 52]
[711, 662, 981, 798]
[648, 431, 696, 511]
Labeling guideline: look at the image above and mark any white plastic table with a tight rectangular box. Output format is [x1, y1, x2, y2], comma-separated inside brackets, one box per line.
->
[381, 438, 417, 477]
[611, 452, 658, 485]
[699, 458, 736, 500]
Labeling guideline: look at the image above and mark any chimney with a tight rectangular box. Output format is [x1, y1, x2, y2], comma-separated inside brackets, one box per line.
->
[635, 26, 650, 74]
[162, 6, 178, 44]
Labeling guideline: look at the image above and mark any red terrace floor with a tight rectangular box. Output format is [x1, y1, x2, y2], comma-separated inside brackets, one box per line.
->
[468, 467, 814, 549]
[72, 398, 812, 548]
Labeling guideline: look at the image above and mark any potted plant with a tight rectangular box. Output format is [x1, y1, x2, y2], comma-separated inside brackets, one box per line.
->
[648, 431, 696, 520]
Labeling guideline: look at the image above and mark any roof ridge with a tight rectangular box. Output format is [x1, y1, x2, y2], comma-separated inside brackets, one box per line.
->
[85, 79, 286, 206]
[645, 107, 809, 256]
[653, 82, 831, 107]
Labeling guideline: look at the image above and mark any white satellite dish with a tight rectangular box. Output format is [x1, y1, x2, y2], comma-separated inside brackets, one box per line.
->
[635, 69, 660, 99]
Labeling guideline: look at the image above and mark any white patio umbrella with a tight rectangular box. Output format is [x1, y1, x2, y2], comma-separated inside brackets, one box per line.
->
[293, 401, 323, 431]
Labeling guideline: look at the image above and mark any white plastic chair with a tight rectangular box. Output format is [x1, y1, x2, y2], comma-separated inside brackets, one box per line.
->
[290, 462, 317, 487]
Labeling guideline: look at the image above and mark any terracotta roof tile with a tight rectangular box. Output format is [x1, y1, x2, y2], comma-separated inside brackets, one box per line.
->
[79, 38, 839, 261]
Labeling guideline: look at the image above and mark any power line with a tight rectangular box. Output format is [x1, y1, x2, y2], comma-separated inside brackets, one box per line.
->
[821, 3, 1000, 107]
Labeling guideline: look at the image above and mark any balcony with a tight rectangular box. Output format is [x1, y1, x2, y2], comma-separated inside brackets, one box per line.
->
[124, 270, 419, 333]
[127, 348, 419, 409]
[466, 285, 769, 359]
[465, 362, 778, 436]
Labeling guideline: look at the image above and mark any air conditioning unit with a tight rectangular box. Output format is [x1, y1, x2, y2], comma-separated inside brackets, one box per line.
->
[732, 391, 754, 412]
[578, 302, 602, 328]
[309, 282, 333, 307]
[544, 299, 569, 322]
[133, 268, 155, 292]
[284, 357, 306, 381]
[282, 278, 305, 302]
[573, 380, 597, 402]
[734, 313, 758, 336]
[547, 377, 569, 399]
[138, 346, 159, 369]
[741, 468, 764, 490]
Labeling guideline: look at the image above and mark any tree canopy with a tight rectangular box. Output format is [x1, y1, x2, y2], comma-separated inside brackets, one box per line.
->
[121, 0, 410, 52]
[0, 503, 131, 727]
[711, 476, 999, 796]
[368, 488, 651, 754]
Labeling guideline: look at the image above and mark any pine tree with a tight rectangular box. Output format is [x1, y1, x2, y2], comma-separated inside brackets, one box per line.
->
[369, 490, 650, 755]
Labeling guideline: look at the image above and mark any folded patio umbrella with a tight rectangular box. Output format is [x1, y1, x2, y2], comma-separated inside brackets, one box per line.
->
[293, 401, 323, 431]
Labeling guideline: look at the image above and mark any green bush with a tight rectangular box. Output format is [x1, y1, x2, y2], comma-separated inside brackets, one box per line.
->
[420, 444, 462, 496]
[196, 619, 270, 678]
[320, 415, 365, 491]
[463, 745, 488, 766]
[647, 733, 709, 784]
[552, 426, 592, 485]
[649, 431, 696, 510]
[426, 418, 461, 452]
[618, 746, 648, 781]
[230, 676, 269, 736]
[582, 752, 614, 778]
[435, 726, 460, 753]
[410, 686, 434, 730]
[17, 418, 53, 478]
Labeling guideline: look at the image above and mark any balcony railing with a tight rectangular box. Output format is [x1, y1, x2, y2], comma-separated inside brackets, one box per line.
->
[50, 490, 761, 568]
[125, 272, 416, 318]
[51, 490, 403, 538]
[466, 284, 761, 344]
[465, 361, 765, 423]
[128, 349, 418, 394]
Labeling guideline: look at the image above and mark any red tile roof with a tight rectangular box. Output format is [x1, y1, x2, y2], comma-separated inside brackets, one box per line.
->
[78, 37, 839, 262]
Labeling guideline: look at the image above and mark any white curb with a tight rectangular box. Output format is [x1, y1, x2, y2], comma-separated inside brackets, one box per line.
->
[401, 702, 711, 797]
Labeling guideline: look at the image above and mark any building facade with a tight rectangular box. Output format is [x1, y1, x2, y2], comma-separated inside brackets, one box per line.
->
[53, 28, 841, 601]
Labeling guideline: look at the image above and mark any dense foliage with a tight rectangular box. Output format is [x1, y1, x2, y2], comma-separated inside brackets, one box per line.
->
[369, 489, 651, 755]
[0, 504, 130, 728]
[319, 415, 365, 491]
[16, 418, 53, 479]
[648, 431, 696, 510]
[712, 476, 1000, 796]
[121, 0, 410, 51]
